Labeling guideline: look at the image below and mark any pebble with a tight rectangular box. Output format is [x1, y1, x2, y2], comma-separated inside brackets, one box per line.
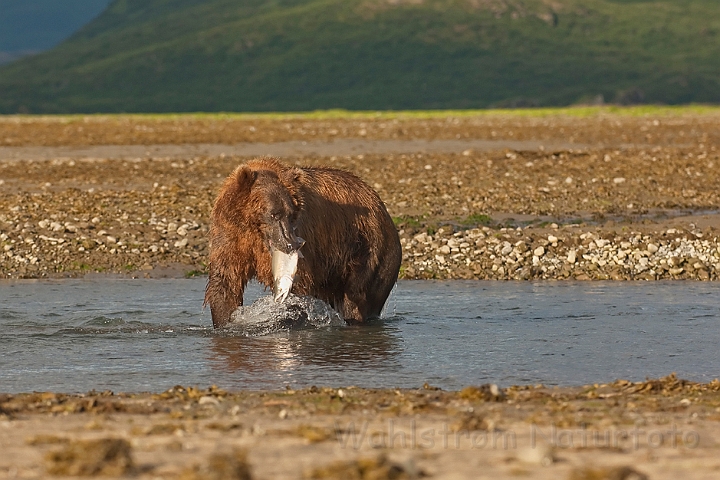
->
[516, 444, 555, 466]
[567, 250, 576, 264]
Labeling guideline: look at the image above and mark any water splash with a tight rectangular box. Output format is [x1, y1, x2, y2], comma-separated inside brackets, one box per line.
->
[82, 316, 126, 327]
[380, 282, 399, 319]
[223, 294, 344, 336]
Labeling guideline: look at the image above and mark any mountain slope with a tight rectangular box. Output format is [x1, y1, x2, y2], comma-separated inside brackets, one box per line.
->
[1, 0, 719, 113]
[0, 0, 113, 64]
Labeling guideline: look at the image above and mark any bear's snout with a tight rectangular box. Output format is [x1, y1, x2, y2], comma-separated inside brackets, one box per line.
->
[268, 220, 305, 254]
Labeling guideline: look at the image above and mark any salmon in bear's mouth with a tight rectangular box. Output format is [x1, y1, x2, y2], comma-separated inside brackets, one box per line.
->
[271, 238, 304, 303]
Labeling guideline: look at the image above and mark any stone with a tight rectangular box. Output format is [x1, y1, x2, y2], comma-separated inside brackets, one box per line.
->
[516, 444, 554, 466]
[533, 246, 545, 257]
[565, 250, 576, 263]
[668, 257, 682, 267]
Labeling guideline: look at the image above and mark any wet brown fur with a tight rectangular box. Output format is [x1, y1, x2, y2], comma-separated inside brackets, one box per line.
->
[204, 158, 401, 328]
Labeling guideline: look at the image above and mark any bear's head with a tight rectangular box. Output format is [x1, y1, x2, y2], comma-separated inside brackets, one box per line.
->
[216, 162, 305, 255]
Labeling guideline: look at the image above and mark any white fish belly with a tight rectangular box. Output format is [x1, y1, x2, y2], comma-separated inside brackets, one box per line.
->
[272, 249, 298, 303]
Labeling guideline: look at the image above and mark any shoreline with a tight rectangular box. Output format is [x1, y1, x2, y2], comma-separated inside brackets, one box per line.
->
[1, 220, 718, 281]
[2, 375, 720, 479]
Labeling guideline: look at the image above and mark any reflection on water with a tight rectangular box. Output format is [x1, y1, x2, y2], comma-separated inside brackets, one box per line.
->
[209, 323, 403, 374]
[1, 278, 720, 393]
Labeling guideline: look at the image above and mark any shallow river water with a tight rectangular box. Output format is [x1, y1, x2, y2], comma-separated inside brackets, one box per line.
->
[1, 279, 718, 393]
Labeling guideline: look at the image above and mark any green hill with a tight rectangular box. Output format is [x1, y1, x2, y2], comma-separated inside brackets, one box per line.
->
[1, 0, 719, 113]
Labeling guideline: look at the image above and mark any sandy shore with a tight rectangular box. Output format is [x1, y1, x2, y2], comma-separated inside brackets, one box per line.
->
[1, 111, 719, 280]
[2, 375, 720, 479]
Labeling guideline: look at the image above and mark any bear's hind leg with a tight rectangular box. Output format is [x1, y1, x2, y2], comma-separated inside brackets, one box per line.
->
[340, 293, 369, 324]
[340, 283, 388, 323]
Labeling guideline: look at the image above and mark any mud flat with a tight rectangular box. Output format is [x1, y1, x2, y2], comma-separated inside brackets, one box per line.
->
[0, 109, 719, 280]
[0, 375, 719, 479]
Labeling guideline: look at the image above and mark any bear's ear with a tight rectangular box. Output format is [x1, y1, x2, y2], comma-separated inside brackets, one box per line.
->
[235, 167, 258, 194]
[280, 167, 305, 209]
[280, 167, 304, 186]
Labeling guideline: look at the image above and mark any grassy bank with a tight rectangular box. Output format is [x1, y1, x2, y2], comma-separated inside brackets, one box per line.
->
[3, 105, 720, 122]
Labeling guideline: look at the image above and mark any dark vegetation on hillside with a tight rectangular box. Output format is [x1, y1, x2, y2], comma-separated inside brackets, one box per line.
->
[0, 0, 718, 113]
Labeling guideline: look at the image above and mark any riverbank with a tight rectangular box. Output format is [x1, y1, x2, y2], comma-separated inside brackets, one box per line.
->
[1, 375, 719, 479]
[0, 110, 719, 280]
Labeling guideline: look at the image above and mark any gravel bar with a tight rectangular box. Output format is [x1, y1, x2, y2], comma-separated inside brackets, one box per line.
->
[1, 113, 719, 280]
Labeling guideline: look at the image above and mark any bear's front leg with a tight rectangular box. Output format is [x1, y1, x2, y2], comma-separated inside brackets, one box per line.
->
[205, 271, 245, 328]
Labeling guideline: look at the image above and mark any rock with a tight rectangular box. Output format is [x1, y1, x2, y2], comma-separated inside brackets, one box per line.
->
[413, 232, 428, 243]
[516, 444, 554, 466]
[45, 438, 134, 476]
[647, 243, 658, 253]
[668, 257, 683, 267]
[533, 246, 545, 257]
[567, 250, 576, 264]
[568, 466, 648, 480]
[198, 396, 220, 406]
[181, 448, 251, 480]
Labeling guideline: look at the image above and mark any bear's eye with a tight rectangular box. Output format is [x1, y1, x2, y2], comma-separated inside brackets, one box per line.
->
[270, 212, 281, 220]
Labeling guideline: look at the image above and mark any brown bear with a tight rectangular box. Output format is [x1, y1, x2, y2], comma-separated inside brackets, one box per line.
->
[204, 157, 402, 328]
